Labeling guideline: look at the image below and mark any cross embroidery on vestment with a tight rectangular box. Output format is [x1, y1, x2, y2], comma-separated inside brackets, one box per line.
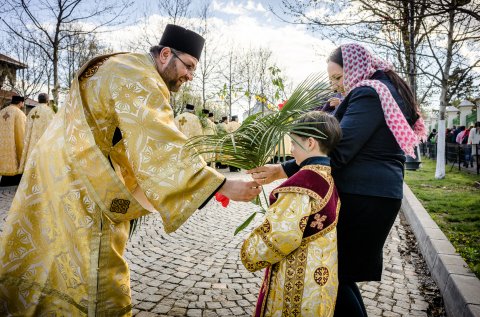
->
[310, 213, 327, 230]
[179, 117, 188, 126]
[3, 112, 10, 121]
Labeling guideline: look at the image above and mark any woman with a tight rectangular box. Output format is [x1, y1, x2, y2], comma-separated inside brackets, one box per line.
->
[467, 122, 480, 167]
[248, 43, 425, 316]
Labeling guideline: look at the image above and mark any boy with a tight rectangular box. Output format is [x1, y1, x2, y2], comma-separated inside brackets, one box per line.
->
[241, 111, 342, 317]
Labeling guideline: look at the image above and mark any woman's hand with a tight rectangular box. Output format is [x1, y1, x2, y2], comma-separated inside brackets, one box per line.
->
[328, 97, 341, 108]
[246, 164, 287, 185]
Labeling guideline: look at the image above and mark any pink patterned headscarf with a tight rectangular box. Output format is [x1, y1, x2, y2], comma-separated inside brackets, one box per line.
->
[341, 43, 426, 158]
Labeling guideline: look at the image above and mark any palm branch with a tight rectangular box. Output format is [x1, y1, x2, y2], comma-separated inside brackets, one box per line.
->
[186, 73, 334, 235]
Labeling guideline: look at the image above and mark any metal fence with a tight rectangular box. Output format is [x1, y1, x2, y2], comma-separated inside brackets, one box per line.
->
[419, 142, 479, 175]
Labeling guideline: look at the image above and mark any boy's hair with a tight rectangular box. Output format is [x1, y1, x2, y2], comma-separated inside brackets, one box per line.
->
[292, 111, 342, 154]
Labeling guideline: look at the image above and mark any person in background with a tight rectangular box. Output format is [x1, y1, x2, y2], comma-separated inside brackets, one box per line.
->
[427, 128, 437, 143]
[226, 115, 241, 172]
[242, 111, 342, 316]
[175, 103, 203, 138]
[455, 126, 466, 144]
[201, 108, 217, 166]
[468, 122, 480, 167]
[217, 115, 228, 134]
[0, 24, 260, 315]
[0, 95, 26, 186]
[247, 43, 425, 317]
[226, 115, 241, 133]
[18, 92, 55, 172]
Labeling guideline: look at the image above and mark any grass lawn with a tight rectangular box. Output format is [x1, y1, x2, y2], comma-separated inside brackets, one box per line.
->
[404, 158, 480, 279]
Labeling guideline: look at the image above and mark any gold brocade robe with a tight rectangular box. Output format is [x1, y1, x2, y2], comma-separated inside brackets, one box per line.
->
[242, 164, 339, 317]
[174, 112, 203, 138]
[0, 105, 26, 175]
[226, 120, 241, 133]
[202, 119, 217, 163]
[0, 53, 224, 316]
[18, 103, 55, 173]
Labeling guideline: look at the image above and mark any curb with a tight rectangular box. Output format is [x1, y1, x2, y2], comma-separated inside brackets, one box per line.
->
[402, 183, 480, 317]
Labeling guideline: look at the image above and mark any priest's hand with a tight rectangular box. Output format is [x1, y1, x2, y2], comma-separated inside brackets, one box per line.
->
[246, 164, 287, 185]
[218, 179, 261, 202]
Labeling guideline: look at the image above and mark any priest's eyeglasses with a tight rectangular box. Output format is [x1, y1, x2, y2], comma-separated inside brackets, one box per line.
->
[171, 50, 196, 77]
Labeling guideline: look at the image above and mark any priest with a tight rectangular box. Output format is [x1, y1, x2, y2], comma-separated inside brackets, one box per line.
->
[226, 115, 241, 133]
[0, 24, 260, 316]
[18, 93, 55, 172]
[0, 95, 26, 186]
[201, 109, 217, 165]
[174, 103, 203, 138]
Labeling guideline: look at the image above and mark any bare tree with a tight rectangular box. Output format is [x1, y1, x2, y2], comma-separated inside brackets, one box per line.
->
[63, 28, 112, 89]
[1, 0, 133, 104]
[237, 48, 260, 116]
[195, 1, 223, 109]
[218, 48, 246, 117]
[2, 36, 47, 100]
[419, 0, 480, 179]
[272, 0, 439, 105]
[158, 0, 191, 25]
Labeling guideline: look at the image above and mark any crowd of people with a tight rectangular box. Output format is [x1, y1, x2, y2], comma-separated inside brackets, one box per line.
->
[425, 123, 480, 167]
[0, 23, 432, 317]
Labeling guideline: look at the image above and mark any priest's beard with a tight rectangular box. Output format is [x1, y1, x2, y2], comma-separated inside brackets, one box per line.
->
[162, 59, 187, 92]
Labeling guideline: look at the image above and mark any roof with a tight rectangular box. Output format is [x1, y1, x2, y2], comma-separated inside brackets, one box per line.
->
[0, 89, 38, 106]
[0, 53, 27, 69]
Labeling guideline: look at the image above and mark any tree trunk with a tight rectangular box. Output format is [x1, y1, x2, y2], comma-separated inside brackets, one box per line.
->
[434, 7, 455, 179]
[408, 0, 417, 98]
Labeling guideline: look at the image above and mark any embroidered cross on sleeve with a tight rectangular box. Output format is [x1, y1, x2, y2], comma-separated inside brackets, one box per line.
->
[310, 214, 327, 230]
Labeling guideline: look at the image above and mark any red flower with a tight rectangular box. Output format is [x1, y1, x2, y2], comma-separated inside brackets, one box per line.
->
[278, 99, 288, 110]
[215, 192, 230, 207]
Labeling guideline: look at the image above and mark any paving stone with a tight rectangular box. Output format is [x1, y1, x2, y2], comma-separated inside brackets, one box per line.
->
[206, 301, 222, 309]
[168, 307, 187, 316]
[134, 301, 156, 311]
[187, 309, 202, 317]
[230, 306, 245, 315]
[135, 312, 158, 317]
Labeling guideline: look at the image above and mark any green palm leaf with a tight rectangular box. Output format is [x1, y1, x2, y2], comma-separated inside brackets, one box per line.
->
[187, 72, 332, 169]
[186, 72, 333, 234]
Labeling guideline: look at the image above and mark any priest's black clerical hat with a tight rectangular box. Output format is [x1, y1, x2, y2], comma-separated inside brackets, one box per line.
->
[11, 95, 25, 104]
[202, 109, 209, 114]
[159, 24, 205, 60]
[221, 116, 228, 121]
[185, 104, 195, 110]
[208, 112, 214, 117]
[231, 115, 238, 120]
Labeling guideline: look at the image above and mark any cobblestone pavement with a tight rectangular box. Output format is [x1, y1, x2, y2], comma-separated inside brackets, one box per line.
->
[0, 172, 444, 317]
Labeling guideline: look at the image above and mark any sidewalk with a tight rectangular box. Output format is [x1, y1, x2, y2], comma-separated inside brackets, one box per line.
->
[0, 173, 444, 316]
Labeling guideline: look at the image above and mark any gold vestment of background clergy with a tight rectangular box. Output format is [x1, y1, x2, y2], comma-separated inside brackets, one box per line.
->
[18, 103, 55, 173]
[0, 105, 26, 175]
